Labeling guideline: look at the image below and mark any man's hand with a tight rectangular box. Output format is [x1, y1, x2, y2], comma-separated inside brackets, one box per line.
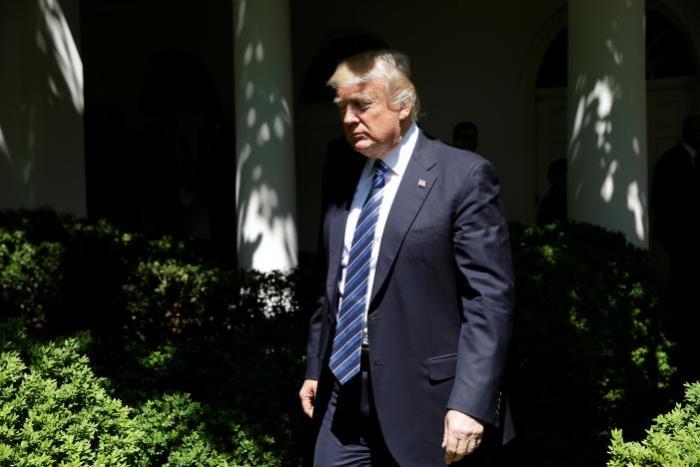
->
[441, 409, 484, 464]
[299, 379, 318, 418]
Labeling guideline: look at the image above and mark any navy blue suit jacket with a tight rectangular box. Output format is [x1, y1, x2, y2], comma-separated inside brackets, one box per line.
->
[306, 130, 515, 466]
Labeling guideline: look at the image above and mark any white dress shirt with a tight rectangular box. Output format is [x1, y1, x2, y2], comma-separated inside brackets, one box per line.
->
[337, 122, 419, 345]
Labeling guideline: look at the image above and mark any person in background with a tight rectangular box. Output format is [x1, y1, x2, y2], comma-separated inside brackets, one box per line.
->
[537, 158, 567, 225]
[452, 120, 479, 152]
[651, 114, 700, 385]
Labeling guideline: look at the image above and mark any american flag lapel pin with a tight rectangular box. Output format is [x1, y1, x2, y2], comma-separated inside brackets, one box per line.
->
[418, 179, 427, 188]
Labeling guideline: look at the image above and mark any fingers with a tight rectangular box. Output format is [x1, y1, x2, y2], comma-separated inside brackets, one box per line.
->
[443, 410, 484, 464]
[298, 380, 318, 419]
[443, 415, 460, 464]
[464, 436, 481, 457]
[444, 435, 482, 464]
[301, 394, 314, 418]
[466, 437, 478, 455]
[441, 418, 448, 448]
[443, 432, 460, 464]
[454, 437, 468, 463]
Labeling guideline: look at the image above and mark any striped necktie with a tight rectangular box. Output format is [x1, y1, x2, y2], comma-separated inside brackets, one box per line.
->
[330, 160, 389, 385]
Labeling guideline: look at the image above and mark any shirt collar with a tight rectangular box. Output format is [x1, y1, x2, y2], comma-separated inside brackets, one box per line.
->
[378, 122, 419, 177]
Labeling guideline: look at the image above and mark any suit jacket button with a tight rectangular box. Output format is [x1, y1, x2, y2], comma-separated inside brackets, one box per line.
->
[373, 358, 384, 366]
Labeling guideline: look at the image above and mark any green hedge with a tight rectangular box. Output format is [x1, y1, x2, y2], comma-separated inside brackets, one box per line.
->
[0, 229, 63, 323]
[0, 209, 309, 465]
[0, 209, 249, 340]
[0, 320, 278, 466]
[505, 223, 675, 466]
[0, 211, 679, 466]
[608, 383, 700, 466]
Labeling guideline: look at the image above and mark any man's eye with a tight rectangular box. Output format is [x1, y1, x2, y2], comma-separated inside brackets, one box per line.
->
[337, 102, 370, 114]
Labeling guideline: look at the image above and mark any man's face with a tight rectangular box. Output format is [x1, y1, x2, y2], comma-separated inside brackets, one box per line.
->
[335, 80, 409, 159]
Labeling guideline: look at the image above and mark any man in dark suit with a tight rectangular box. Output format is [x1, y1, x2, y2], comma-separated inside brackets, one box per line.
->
[651, 114, 700, 384]
[299, 50, 514, 466]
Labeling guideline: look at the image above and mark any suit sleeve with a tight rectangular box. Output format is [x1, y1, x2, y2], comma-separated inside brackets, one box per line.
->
[446, 160, 515, 427]
[304, 210, 329, 381]
[304, 154, 338, 381]
[304, 295, 326, 380]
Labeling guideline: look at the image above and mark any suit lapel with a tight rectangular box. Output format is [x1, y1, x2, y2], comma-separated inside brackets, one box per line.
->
[369, 132, 437, 306]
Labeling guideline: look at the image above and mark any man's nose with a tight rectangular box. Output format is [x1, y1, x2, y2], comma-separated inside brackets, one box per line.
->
[342, 106, 359, 125]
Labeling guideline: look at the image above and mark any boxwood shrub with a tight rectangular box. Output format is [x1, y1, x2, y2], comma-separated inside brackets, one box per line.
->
[0, 230, 63, 324]
[0, 211, 679, 466]
[0, 211, 308, 465]
[504, 223, 675, 466]
[0, 320, 281, 466]
[608, 382, 700, 466]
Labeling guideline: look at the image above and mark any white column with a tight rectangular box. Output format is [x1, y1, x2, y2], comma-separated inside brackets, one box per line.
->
[568, 0, 648, 248]
[0, 0, 86, 217]
[233, 0, 298, 271]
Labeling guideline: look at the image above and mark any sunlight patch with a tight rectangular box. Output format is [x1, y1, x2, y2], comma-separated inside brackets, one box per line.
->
[627, 182, 646, 241]
[0, 126, 11, 163]
[39, 0, 84, 113]
[243, 185, 298, 272]
[600, 160, 618, 202]
[236, 0, 246, 38]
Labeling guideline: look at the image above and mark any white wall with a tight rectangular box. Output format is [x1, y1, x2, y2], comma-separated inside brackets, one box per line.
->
[234, 0, 298, 271]
[567, 0, 648, 248]
[0, 0, 86, 216]
[291, 0, 700, 254]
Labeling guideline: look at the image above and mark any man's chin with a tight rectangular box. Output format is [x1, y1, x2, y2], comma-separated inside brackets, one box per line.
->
[352, 142, 374, 157]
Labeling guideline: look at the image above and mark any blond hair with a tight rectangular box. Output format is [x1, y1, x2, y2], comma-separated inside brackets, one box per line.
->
[328, 50, 420, 121]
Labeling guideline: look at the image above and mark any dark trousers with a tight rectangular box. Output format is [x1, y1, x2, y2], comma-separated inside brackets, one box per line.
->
[313, 349, 399, 467]
[312, 352, 499, 466]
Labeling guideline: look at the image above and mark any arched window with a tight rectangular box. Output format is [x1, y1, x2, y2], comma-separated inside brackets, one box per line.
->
[536, 28, 567, 89]
[645, 9, 696, 80]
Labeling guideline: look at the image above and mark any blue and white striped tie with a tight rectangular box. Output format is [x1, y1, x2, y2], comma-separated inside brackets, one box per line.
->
[330, 160, 389, 385]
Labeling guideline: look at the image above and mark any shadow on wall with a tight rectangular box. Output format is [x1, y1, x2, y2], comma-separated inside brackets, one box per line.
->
[0, 0, 85, 215]
[234, 0, 298, 271]
[568, 2, 647, 246]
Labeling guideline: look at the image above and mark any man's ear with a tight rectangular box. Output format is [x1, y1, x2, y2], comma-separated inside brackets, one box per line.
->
[398, 103, 412, 121]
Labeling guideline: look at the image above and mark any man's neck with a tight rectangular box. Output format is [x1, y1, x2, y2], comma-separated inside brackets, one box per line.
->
[399, 118, 413, 138]
[376, 120, 416, 160]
